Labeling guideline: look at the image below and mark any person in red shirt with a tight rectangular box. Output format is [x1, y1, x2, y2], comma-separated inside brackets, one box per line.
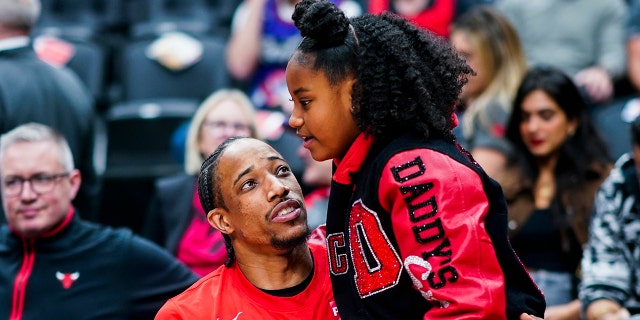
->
[155, 137, 339, 320]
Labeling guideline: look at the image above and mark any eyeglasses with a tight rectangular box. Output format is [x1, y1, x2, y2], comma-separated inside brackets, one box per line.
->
[202, 121, 252, 135]
[1, 173, 69, 196]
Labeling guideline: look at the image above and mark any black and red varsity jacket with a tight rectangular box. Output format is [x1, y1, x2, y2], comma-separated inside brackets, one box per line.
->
[325, 133, 545, 319]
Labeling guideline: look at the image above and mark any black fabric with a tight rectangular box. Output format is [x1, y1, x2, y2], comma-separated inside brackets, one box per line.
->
[511, 209, 580, 272]
[0, 212, 199, 319]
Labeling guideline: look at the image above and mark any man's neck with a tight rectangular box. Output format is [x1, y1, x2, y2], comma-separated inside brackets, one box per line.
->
[235, 244, 314, 291]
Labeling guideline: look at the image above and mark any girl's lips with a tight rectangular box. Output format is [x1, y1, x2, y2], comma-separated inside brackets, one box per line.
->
[302, 137, 314, 148]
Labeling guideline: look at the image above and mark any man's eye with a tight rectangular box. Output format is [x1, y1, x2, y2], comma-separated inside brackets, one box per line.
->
[276, 165, 291, 176]
[240, 180, 257, 191]
[4, 179, 20, 187]
[33, 175, 52, 183]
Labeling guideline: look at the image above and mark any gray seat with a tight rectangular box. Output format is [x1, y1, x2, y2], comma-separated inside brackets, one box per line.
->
[590, 95, 635, 161]
[113, 35, 229, 102]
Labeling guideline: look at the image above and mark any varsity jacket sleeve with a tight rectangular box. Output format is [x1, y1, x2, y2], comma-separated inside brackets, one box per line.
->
[579, 160, 633, 310]
[378, 148, 507, 319]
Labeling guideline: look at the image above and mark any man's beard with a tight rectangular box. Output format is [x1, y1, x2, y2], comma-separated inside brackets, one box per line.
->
[271, 224, 311, 250]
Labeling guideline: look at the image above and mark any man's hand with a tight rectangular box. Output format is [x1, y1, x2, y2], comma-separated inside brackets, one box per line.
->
[574, 66, 614, 104]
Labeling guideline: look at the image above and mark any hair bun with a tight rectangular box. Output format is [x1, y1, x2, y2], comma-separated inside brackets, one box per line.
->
[293, 0, 350, 48]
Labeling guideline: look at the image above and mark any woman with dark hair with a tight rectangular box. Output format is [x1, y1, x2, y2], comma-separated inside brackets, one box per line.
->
[285, 0, 545, 318]
[495, 66, 613, 319]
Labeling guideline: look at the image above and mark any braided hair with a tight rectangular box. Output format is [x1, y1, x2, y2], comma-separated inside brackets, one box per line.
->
[292, 0, 473, 143]
[198, 136, 247, 267]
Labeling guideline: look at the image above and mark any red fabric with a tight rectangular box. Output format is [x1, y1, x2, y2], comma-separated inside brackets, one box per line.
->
[333, 133, 374, 185]
[156, 243, 340, 319]
[175, 192, 227, 276]
[368, 0, 455, 38]
[377, 148, 506, 318]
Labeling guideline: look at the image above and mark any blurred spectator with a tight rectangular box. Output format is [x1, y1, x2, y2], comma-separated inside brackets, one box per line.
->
[142, 89, 260, 276]
[225, 0, 362, 113]
[368, 0, 454, 38]
[0, 0, 98, 222]
[297, 145, 332, 231]
[579, 115, 640, 320]
[449, 5, 527, 177]
[494, 66, 612, 319]
[0, 123, 198, 319]
[496, 0, 627, 105]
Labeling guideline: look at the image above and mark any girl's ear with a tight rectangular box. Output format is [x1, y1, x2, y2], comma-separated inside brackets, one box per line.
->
[342, 76, 357, 112]
[207, 208, 233, 234]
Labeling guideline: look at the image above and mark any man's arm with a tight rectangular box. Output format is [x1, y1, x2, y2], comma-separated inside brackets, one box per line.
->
[580, 169, 633, 318]
[225, 0, 267, 80]
[125, 234, 199, 319]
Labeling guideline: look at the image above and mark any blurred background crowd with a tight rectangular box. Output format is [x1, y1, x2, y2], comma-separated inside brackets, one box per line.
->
[3, 0, 640, 318]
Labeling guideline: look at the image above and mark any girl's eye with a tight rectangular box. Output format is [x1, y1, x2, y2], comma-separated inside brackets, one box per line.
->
[300, 100, 310, 107]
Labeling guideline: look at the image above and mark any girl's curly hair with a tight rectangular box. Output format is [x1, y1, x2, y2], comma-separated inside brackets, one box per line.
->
[292, 0, 473, 143]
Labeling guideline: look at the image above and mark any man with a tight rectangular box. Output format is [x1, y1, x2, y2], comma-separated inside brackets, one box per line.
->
[155, 136, 543, 320]
[0, 123, 198, 319]
[579, 115, 640, 319]
[0, 0, 98, 220]
[155, 137, 339, 319]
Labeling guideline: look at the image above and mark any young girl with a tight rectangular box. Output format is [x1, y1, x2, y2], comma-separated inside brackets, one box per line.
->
[285, 0, 545, 318]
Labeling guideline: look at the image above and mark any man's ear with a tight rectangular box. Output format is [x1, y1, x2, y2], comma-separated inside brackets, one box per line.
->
[207, 208, 233, 235]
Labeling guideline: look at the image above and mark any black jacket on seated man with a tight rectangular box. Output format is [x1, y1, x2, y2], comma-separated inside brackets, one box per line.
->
[0, 209, 199, 319]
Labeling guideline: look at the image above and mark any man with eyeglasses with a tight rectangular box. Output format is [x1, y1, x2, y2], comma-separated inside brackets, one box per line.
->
[0, 123, 199, 319]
